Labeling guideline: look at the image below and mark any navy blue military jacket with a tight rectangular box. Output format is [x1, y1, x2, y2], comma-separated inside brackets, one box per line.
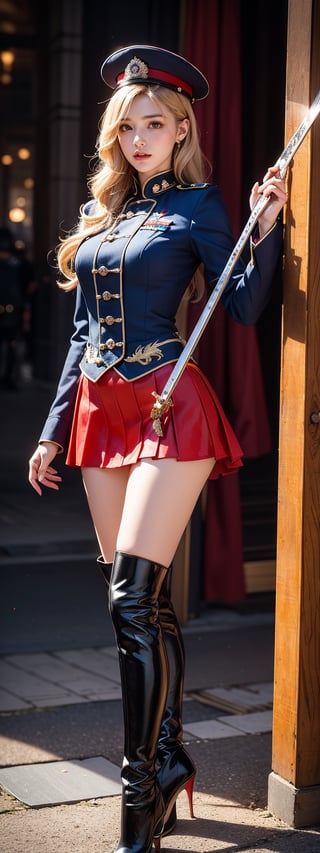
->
[39, 169, 282, 450]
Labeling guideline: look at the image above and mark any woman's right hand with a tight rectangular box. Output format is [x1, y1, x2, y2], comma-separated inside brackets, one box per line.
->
[28, 441, 62, 496]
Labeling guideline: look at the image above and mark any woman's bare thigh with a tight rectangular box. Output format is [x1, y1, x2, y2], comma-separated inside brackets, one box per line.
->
[117, 456, 215, 567]
[81, 466, 130, 563]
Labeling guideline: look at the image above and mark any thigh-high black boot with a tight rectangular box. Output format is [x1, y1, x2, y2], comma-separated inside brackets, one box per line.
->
[156, 570, 195, 832]
[97, 557, 195, 835]
[109, 551, 168, 853]
[97, 555, 112, 587]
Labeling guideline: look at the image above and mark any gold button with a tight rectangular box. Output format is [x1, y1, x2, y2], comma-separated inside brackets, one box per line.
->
[102, 291, 112, 301]
[152, 183, 161, 193]
[106, 338, 116, 349]
[97, 265, 109, 276]
[101, 316, 122, 325]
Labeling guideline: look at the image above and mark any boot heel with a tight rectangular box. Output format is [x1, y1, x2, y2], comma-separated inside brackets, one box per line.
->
[184, 774, 195, 818]
[153, 837, 161, 851]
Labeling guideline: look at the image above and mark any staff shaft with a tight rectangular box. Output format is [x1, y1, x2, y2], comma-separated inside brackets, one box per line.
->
[151, 90, 320, 436]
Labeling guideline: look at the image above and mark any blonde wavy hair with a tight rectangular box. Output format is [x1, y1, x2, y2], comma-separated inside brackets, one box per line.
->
[57, 83, 207, 291]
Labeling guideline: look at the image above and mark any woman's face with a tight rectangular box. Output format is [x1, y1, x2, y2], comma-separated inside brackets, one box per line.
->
[117, 93, 189, 184]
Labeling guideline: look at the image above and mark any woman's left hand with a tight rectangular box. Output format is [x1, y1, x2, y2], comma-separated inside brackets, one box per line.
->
[250, 165, 288, 239]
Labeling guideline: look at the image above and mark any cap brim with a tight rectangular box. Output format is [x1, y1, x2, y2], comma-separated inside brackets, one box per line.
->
[101, 44, 209, 101]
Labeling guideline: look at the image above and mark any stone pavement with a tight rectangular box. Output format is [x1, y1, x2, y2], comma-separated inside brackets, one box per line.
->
[1, 378, 320, 851]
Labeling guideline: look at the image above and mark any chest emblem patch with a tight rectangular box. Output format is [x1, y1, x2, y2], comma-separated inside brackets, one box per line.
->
[142, 211, 174, 231]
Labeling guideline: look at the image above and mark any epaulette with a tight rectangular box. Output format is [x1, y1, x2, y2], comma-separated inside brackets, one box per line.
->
[176, 182, 209, 190]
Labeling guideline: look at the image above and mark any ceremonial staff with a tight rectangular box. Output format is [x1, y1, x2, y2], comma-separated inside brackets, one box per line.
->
[151, 89, 320, 437]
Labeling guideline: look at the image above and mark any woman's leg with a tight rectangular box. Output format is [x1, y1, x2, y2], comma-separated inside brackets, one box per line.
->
[110, 457, 214, 850]
[82, 456, 215, 566]
[81, 466, 130, 562]
[81, 466, 166, 850]
[110, 551, 168, 852]
[116, 457, 215, 566]
[156, 567, 195, 832]
[83, 457, 215, 851]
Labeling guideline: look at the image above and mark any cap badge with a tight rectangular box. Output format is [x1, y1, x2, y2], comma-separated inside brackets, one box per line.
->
[124, 56, 149, 81]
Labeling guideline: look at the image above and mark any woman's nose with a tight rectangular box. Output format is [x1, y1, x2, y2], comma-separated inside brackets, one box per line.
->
[133, 131, 145, 147]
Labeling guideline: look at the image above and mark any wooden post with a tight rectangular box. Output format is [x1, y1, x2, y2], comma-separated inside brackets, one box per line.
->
[268, 0, 320, 827]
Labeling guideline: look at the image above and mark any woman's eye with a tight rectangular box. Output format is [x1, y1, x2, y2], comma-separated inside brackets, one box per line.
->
[119, 123, 131, 133]
[149, 121, 163, 129]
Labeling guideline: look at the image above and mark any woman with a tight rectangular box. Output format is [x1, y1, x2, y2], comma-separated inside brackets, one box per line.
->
[29, 45, 287, 853]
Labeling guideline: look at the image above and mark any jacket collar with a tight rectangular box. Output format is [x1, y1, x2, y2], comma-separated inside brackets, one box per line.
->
[133, 169, 177, 199]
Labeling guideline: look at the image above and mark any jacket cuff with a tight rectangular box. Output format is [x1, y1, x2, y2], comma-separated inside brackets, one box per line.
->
[38, 439, 64, 454]
[250, 219, 281, 265]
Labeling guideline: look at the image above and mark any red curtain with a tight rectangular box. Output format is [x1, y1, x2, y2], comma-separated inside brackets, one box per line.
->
[184, 0, 272, 602]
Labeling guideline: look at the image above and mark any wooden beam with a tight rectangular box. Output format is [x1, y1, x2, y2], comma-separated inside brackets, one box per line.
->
[268, 0, 320, 827]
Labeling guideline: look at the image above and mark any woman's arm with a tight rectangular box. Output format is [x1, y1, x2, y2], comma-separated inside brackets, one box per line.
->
[38, 285, 89, 449]
[190, 168, 287, 325]
[28, 285, 89, 494]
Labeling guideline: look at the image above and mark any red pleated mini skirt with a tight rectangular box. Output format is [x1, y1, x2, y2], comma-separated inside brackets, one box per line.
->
[66, 362, 243, 480]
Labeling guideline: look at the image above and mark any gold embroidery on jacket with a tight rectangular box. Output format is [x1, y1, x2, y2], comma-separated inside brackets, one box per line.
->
[125, 342, 163, 365]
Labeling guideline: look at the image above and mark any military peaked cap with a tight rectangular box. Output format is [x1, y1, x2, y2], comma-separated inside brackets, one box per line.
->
[101, 44, 209, 102]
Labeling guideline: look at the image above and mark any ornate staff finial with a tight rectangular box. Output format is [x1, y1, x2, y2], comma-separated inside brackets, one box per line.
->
[150, 392, 173, 437]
